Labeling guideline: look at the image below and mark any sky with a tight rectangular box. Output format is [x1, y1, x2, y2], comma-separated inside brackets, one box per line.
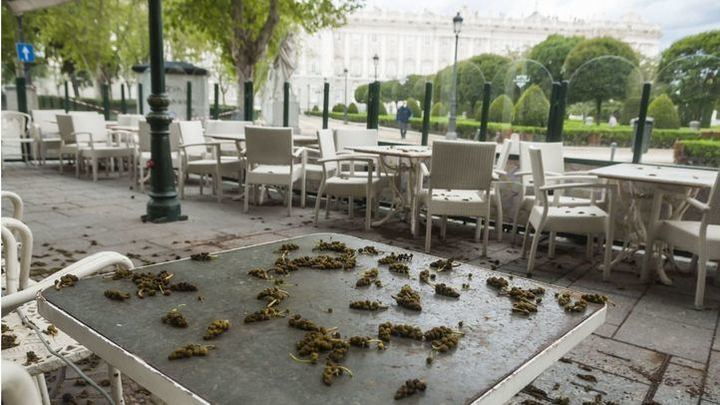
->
[364, 0, 720, 49]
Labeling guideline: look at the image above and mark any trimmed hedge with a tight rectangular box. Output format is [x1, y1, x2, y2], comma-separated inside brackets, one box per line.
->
[676, 139, 720, 167]
[513, 85, 549, 127]
[489, 95, 513, 123]
[332, 103, 345, 113]
[431, 102, 447, 117]
[347, 103, 359, 114]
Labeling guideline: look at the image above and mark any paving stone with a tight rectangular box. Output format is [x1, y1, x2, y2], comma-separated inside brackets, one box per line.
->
[615, 311, 714, 363]
[634, 288, 719, 330]
[593, 322, 619, 338]
[670, 355, 707, 371]
[562, 265, 648, 299]
[704, 350, 720, 403]
[715, 320, 720, 352]
[652, 362, 706, 404]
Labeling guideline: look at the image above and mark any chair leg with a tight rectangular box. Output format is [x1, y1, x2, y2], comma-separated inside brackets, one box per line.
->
[521, 218, 532, 259]
[483, 207, 490, 257]
[216, 169, 223, 203]
[92, 157, 99, 183]
[511, 203, 523, 245]
[440, 216, 447, 241]
[287, 181, 293, 217]
[365, 193, 372, 231]
[694, 249, 707, 309]
[243, 178, 250, 213]
[474, 217, 482, 243]
[348, 197, 354, 219]
[586, 234, 593, 259]
[527, 223, 544, 276]
[548, 232, 556, 258]
[495, 191, 504, 242]
[75, 152, 80, 178]
[424, 209, 433, 253]
[59, 153, 64, 173]
[108, 365, 125, 405]
[325, 195, 331, 219]
[301, 172, 307, 209]
[35, 373, 51, 405]
[314, 182, 326, 226]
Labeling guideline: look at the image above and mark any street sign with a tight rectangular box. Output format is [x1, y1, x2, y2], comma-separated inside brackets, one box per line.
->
[16, 42, 35, 63]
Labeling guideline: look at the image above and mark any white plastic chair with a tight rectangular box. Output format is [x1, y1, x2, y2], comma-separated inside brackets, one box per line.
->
[69, 114, 135, 182]
[491, 140, 513, 241]
[647, 171, 720, 308]
[313, 129, 385, 230]
[1, 191, 24, 220]
[30, 110, 64, 165]
[244, 126, 306, 216]
[1, 111, 33, 166]
[204, 119, 252, 157]
[116, 113, 145, 127]
[56, 114, 81, 174]
[415, 140, 497, 254]
[521, 147, 615, 276]
[2, 360, 42, 405]
[1, 218, 133, 405]
[134, 121, 181, 192]
[511, 141, 599, 248]
[176, 121, 244, 202]
[334, 128, 379, 153]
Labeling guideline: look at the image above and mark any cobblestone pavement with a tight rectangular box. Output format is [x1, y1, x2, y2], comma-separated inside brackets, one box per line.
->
[2, 163, 718, 405]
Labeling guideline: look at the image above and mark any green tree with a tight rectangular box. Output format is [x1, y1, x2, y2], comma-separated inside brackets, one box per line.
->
[433, 61, 486, 115]
[563, 37, 640, 125]
[430, 102, 447, 117]
[354, 84, 368, 103]
[488, 95, 513, 123]
[647, 94, 681, 129]
[405, 97, 421, 117]
[657, 30, 720, 127]
[472, 101, 484, 121]
[513, 84, 549, 126]
[528, 34, 584, 80]
[167, 0, 361, 109]
[469, 53, 511, 99]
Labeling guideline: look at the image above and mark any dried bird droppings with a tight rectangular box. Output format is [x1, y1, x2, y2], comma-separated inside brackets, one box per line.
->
[555, 292, 588, 313]
[314, 240, 354, 255]
[357, 246, 379, 255]
[203, 320, 230, 340]
[190, 252, 216, 261]
[1, 334, 18, 349]
[434, 283, 460, 298]
[169, 282, 198, 292]
[424, 326, 463, 353]
[248, 268, 270, 280]
[512, 299, 538, 316]
[378, 252, 413, 265]
[379, 322, 424, 341]
[168, 344, 215, 360]
[322, 362, 353, 386]
[394, 379, 427, 400]
[576, 373, 598, 383]
[348, 336, 382, 348]
[349, 300, 388, 311]
[429, 258, 459, 272]
[162, 308, 188, 328]
[392, 285, 422, 311]
[486, 276, 509, 289]
[355, 268, 379, 287]
[244, 307, 285, 323]
[54, 274, 79, 290]
[256, 287, 290, 303]
[104, 290, 130, 301]
[288, 314, 322, 332]
[276, 243, 299, 253]
[581, 294, 609, 304]
[388, 262, 410, 275]
[44, 324, 58, 336]
[25, 351, 40, 365]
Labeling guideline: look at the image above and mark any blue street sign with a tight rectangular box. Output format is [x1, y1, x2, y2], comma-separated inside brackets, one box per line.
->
[16, 42, 35, 63]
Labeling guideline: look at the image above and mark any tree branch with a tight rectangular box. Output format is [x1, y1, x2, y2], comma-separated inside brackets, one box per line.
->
[253, 0, 280, 61]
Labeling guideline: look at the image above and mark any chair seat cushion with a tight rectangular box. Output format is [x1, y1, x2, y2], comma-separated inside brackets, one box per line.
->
[419, 188, 491, 216]
[657, 221, 720, 258]
[530, 205, 608, 234]
[246, 164, 304, 185]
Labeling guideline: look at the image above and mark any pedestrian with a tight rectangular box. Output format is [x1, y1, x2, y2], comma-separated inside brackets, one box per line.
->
[396, 101, 412, 139]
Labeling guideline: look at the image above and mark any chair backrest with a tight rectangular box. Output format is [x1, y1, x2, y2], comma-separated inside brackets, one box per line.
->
[31, 109, 64, 135]
[519, 141, 564, 183]
[334, 128, 378, 153]
[430, 140, 496, 191]
[1, 191, 24, 220]
[176, 121, 207, 157]
[71, 113, 108, 143]
[495, 139, 512, 172]
[142, 121, 180, 153]
[528, 147, 548, 206]
[1, 217, 33, 292]
[1, 111, 30, 139]
[707, 171, 720, 225]
[317, 129, 337, 175]
[204, 119, 252, 135]
[56, 114, 76, 144]
[245, 126, 293, 166]
[117, 114, 145, 127]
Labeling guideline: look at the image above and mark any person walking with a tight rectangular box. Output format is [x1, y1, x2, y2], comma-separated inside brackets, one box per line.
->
[396, 101, 412, 140]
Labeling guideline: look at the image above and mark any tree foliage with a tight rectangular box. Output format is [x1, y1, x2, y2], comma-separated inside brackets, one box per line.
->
[563, 37, 640, 125]
[469, 53, 511, 99]
[488, 95, 513, 123]
[430, 101, 447, 117]
[656, 30, 720, 127]
[528, 34, 584, 80]
[354, 83, 368, 104]
[512, 84, 549, 126]
[648, 94, 681, 129]
[405, 97, 421, 117]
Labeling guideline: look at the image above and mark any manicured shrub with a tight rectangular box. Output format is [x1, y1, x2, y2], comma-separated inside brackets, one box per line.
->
[332, 103, 345, 113]
[379, 102, 388, 115]
[405, 97, 422, 117]
[620, 97, 641, 124]
[347, 103, 358, 114]
[430, 102, 447, 117]
[488, 95, 513, 123]
[648, 94, 680, 129]
[472, 101, 485, 121]
[512, 85, 550, 127]
[676, 139, 720, 167]
[311, 105, 319, 112]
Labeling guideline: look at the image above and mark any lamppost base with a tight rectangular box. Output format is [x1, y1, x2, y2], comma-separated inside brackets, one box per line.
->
[143, 197, 186, 223]
[445, 131, 458, 140]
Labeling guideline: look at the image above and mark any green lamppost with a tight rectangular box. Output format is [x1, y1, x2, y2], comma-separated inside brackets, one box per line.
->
[143, 0, 185, 223]
[446, 12, 463, 140]
[343, 68, 349, 124]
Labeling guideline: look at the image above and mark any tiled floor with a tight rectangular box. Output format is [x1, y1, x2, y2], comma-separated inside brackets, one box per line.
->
[2, 163, 718, 404]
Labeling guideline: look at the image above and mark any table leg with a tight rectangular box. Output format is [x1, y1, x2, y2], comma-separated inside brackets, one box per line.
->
[641, 190, 664, 283]
[371, 157, 405, 227]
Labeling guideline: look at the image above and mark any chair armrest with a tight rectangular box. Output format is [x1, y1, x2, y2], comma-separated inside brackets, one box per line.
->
[178, 142, 222, 149]
[540, 182, 616, 192]
[686, 197, 710, 212]
[304, 147, 320, 155]
[494, 169, 507, 177]
[545, 175, 600, 183]
[72, 131, 95, 149]
[318, 155, 376, 164]
[1, 252, 134, 313]
[420, 162, 430, 177]
[292, 147, 306, 158]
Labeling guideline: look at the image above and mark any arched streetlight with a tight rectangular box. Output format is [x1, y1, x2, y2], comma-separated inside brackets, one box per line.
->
[372, 54, 379, 81]
[447, 11, 463, 139]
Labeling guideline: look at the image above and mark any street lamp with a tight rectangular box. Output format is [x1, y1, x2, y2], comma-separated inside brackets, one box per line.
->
[343, 68, 349, 124]
[372, 54, 379, 81]
[447, 11, 463, 140]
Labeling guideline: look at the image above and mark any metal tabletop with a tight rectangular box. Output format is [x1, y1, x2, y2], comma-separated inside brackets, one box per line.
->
[590, 163, 717, 189]
[38, 233, 604, 405]
[350, 145, 432, 159]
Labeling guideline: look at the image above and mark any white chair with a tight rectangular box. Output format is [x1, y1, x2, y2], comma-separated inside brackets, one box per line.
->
[314, 129, 385, 230]
[1, 111, 33, 166]
[1, 191, 24, 220]
[1, 217, 133, 405]
[2, 360, 42, 405]
[134, 121, 181, 192]
[511, 141, 599, 250]
[176, 121, 244, 202]
[116, 113, 145, 127]
[70, 113, 135, 182]
[491, 140, 513, 241]
[244, 126, 306, 216]
[30, 110, 64, 165]
[334, 128, 378, 153]
[204, 119, 252, 157]
[521, 147, 615, 276]
[415, 140, 497, 255]
[56, 114, 81, 175]
[647, 171, 720, 308]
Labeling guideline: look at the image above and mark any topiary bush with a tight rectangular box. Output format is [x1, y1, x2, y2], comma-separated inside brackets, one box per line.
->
[620, 96, 641, 124]
[311, 105, 319, 112]
[488, 95, 513, 123]
[512, 85, 550, 127]
[379, 103, 388, 115]
[332, 103, 345, 113]
[430, 102, 447, 117]
[647, 94, 680, 129]
[347, 103, 358, 114]
[406, 97, 422, 117]
[472, 101, 485, 121]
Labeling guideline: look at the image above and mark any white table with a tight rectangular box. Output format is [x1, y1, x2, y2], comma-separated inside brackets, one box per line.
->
[348, 145, 432, 233]
[208, 133, 318, 145]
[590, 163, 717, 284]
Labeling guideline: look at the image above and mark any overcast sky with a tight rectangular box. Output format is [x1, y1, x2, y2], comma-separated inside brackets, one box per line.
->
[364, 0, 720, 49]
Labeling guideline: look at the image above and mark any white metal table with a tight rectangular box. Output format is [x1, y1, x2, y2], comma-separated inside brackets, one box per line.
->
[590, 163, 717, 284]
[37, 233, 605, 404]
